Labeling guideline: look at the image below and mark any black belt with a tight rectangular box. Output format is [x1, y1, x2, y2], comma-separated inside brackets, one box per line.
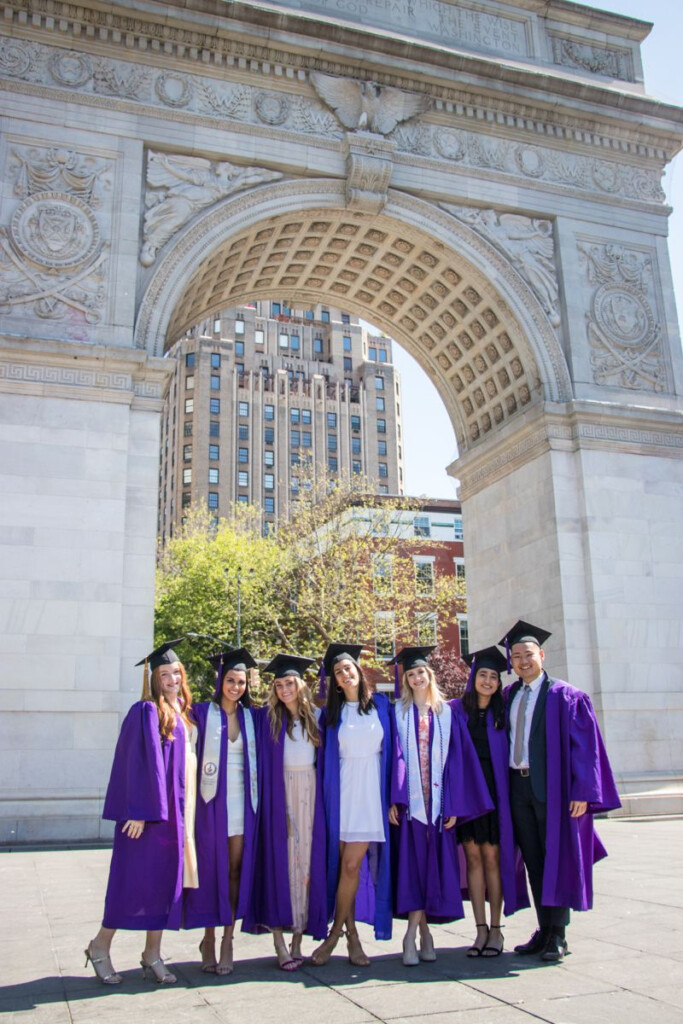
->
[510, 767, 530, 777]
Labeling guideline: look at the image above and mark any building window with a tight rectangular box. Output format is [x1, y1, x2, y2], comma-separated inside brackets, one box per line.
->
[264, 449, 274, 467]
[417, 612, 437, 646]
[301, 409, 311, 424]
[379, 349, 387, 363]
[183, 422, 192, 437]
[264, 404, 274, 421]
[372, 553, 393, 593]
[414, 515, 431, 537]
[235, 341, 244, 357]
[377, 440, 387, 456]
[210, 375, 220, 390]
[379, 484, 389, 494]
[183, 444, 192, 462]
[264, 426, 274, 444]
[303, 309, 313, 320]
[237, 494, 248, 504]
[378, 463, 388, 478]
[377, 418, 386, 433]
[455, 558, 466, 589]
[352, 459, 362, 474]
[186, 375, 195, 390]
[209, 444, 220, 460]
[182, 492, 191, 508]
[238, 401, 249, 417]
[238, 447, 248, 463]
[341, 312, 350, 324]
[454, 516, 464, 541]
[238, 424, 249, 440]
[375, 375, 384, 390]
[255, 328, 264, 345]
[291, 430, 300, 448]
[343, 357, 352, 372]
[182, 468, 192, 485]
[369, 346, 377, 361]
[185, 352, 195, 368]
[351, 414, 360, 432]
[374, 611, 394, 658]
[342, 335, 352, 353]
[328, 434, 337, 451]
[314, 337, 323, 354]
[279, 332, 289, 349]
[213, 318, 221, 334]
[302, 431, 312, 448]
[184, 398, 194, 414]
[235, 319, 245, 335]
[459, 618, 469, 657]
[291, 333, 300, 351]
[211, 353, 221, 369]
[272, 302, 281, 316]
[291, 476, 299, 493]
[376, 397, 385, 412]
[210, 398, 220, 415]
[208, 492, 219, 509]
[209, 421, 219, 437]
[235, 363, 244, 374]
[321, 310, 330, 323]
[327, 412, 337, 428]
[264, 473, 274, 491]
[351, 437, 361, 455]
[238, 470, 249, 487]
[291, 408, 300, 424]
[209, 468, 219, 484]
[328, 456, 338, 471]
[264, 496, 275, 514]
[414, 557, 435, 595]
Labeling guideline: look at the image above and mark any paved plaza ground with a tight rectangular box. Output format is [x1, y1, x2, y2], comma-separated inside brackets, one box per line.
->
[1, 816, 682, 1024]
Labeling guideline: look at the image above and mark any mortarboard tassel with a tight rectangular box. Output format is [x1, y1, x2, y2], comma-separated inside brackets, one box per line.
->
[141, 658, 152, 701]
[318, 663, 327, 701]
[466, 654, 476, 691]
[394, 662, 401, 700]
[505, 638, 512, 675]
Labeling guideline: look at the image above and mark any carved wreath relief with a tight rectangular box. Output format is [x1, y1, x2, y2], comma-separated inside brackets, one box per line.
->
[578, 243, 666, 392]
[1, 145, 112, 325]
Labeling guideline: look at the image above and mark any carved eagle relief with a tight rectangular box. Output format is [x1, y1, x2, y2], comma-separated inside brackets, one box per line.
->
[310, 71, 429, 135]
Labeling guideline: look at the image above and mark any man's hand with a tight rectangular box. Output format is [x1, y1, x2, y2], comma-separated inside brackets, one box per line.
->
[569, 801, 587, 818]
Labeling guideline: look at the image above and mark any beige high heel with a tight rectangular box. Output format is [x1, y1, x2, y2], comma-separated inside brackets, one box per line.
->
[140, 955, 177, 984]
[84, 943, 122, 985]
[310, 930, 342, 966]
[346, 927, 370, 967]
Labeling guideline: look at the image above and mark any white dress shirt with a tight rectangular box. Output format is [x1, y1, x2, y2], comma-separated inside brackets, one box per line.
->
[509, 672, 546, 768]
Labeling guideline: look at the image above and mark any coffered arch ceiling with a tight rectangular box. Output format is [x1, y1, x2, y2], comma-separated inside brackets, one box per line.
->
[137, 182, 571, 453]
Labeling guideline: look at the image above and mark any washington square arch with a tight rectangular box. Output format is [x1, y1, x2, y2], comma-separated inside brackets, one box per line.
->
[1, 0, 682, 842]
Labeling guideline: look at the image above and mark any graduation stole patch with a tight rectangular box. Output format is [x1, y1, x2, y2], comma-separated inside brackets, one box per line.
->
[200, 703, 258, 814]
[395, 702, 451, 826]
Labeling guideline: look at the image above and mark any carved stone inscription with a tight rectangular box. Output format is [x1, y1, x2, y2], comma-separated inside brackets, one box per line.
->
[578, 242, 667, 393]
[1, 144, 112, 327]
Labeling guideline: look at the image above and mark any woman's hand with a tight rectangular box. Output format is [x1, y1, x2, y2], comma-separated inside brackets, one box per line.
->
[443, 816, 457, 830]
[122, 819, 145, 839]
[569, 800, 587, 818]
[388, 804, 401, 826]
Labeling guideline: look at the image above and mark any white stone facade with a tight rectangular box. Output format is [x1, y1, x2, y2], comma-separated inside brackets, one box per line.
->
[1, 0, 682, 837]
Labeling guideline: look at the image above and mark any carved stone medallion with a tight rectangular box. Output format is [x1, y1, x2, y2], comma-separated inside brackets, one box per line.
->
[48, 50, 93, 88]
[10, 191, 101, 271]
[593, 284, 653, 348]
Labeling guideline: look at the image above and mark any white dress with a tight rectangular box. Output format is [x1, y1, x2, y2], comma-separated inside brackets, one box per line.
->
[339, 702, 385, 843]
[226, 729, 245, 838]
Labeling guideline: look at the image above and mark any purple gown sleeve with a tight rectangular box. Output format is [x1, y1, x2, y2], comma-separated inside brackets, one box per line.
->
[102, 701, 168, 823]
[390, 705, 408, 808]
[569, 693, 621, 812]
[443, 705, 495, 821]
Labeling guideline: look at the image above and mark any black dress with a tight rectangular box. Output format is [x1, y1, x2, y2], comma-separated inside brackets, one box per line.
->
[456, 708, 500, 846]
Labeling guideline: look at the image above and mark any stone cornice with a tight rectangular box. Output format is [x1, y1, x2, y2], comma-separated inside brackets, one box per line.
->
[0, 336, 171, 408]
[455, 398, 683, 498]
[1, 1, 681, 161]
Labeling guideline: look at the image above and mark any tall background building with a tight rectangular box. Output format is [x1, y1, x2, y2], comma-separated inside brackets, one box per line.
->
[159, 302, 404, 542]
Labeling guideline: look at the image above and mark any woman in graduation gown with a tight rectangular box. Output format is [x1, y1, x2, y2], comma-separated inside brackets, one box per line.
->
[85, 640, 198, 985]
[243, 654, 327, 969]
[389, 647, 494, 966]
[184, 647, 259, 975]
[453, 647, 529, 957]
[311, 643, 393, 967]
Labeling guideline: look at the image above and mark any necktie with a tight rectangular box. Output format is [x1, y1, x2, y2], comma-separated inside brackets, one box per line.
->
[513, 685, 530, 767]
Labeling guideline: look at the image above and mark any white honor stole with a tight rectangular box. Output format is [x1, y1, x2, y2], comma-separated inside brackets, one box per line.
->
[395, 702, 452, 826]
[201, 702, 258, 814]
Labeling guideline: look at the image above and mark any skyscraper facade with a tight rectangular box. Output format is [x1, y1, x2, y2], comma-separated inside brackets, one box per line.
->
[158, 302, 404, 543]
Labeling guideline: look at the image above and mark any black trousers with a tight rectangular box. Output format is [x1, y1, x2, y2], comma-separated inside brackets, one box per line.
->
[509, 771, 569, 934]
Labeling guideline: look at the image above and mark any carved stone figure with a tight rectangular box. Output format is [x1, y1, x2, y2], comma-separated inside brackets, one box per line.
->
[140, 152, 283, 266]
[310, 71, 429, 134]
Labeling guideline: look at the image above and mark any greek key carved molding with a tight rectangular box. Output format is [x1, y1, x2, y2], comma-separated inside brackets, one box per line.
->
[442, 206, 560, 328]
[0, 143, 112, 326]
[550, 35, 633, 82]
[0, 359, 129, 391]
[578, 242, 669, 393]
[141, 151, 283, 267]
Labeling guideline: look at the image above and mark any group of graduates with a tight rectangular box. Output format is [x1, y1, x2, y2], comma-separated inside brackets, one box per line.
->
[84, 620, 620, 986]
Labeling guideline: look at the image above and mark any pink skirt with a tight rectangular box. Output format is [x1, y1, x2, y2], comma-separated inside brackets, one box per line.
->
[284, 766, 316, 933]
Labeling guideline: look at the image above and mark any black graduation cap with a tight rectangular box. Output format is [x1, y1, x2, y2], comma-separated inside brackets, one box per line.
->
[263, 653, 316, 678]
[463, 646, 507, 692]
[388, 646, 435, 672]
[208, 647, 257, 674]
[499, 620, 552, 649]
[135, 638, 185, 672]
[321, 643, 364, 677]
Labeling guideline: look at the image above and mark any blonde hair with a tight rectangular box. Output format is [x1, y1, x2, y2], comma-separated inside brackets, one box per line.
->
[150, 662, 194, 741]
[400, 664, 444, 714]
[267, 675, 321, 746]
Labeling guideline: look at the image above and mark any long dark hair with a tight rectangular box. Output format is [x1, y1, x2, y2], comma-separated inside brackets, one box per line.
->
[325, 661, 375, 728]
[462, 672, 505, 730]
[212, 666, 252, 708]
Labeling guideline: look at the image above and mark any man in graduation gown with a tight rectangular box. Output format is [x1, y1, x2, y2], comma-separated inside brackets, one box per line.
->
[501, 620, 621, 962]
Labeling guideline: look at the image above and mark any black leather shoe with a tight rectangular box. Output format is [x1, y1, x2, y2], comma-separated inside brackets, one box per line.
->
[540, 934, 568, 962]
[514, 930, 548, 955]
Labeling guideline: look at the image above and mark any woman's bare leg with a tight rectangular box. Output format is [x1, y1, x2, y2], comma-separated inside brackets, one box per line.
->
[463, 840, 489, 954]
[141, 929, 177, 983]
[85, 926, 121, 983]
[311, 841, 369, 965]
[481, 843, 504, 954]
[218, 834, 244, 974]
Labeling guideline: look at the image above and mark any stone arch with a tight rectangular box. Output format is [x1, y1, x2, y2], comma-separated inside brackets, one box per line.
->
[135, 180, 571, 452]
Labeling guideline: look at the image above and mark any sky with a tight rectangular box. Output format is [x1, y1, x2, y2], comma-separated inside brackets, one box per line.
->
[384, 0, 683, 499]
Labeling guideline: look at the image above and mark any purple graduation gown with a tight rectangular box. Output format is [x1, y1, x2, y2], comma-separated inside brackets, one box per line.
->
[391, 701, 494, 922]
[322, 693, 393, 940]
[183, 701, 259, 929]
[243, 709, 327, 939]
[102, 700, 187, 930]
[504, 677, 621, 911]
[452, 698, 529, 916]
